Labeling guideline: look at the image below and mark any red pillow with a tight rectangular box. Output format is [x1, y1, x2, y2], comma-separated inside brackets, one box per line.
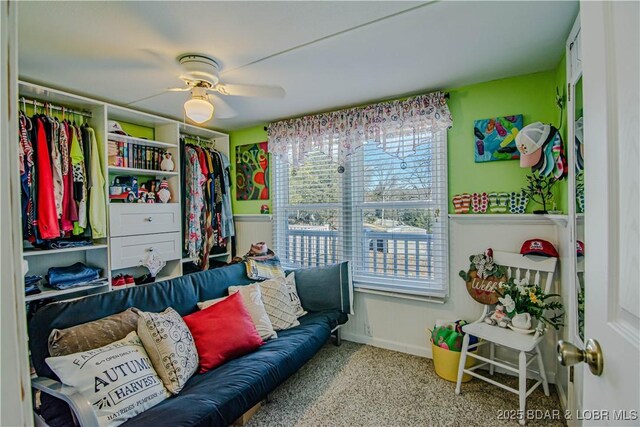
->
[183, 292, 264, 373]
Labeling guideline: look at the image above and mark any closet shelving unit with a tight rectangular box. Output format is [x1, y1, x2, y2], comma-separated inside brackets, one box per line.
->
[17, 81, 231, 302]
[106, 105, 183, 282]
[18, 81, 112, 302]
[179, 123, 233, 268]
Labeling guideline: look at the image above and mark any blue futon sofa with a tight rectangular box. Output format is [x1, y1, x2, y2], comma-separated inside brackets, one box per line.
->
[29, 262, 352, 426]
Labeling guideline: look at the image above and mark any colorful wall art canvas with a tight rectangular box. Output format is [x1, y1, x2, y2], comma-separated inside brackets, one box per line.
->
[474, 115, 523, 162]
[236, 142, 269, 200]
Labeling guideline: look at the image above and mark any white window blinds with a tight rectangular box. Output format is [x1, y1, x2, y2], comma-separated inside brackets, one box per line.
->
[273, 130, 449, 298]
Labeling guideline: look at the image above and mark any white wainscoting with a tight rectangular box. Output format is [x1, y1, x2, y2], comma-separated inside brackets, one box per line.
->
[234, 214, 273, 255]
[342, 219, 565, 384]
[234, 214, 567, 383]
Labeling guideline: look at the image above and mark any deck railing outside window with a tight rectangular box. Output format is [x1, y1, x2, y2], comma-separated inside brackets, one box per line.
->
[284, 228, 434, 280]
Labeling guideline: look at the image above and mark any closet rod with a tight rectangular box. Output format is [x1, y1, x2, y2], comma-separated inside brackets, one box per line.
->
[181, 133, 215, 146]
[19, 97, 93, 118]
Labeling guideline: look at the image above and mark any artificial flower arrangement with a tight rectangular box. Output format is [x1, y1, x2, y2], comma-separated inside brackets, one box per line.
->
[495, 277, 565, 330]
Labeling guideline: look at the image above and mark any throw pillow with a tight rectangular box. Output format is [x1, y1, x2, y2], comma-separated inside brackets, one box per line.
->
[196, 295, 228, 310]
[285, 272, 307, 318]
[227, 283, 277, 340]
[48, 308, 139, 357]
[45, 331, 169, 427]
[183, 292, 263, 373]
[258, 277, 300, 331]
[137, 308, 199, 394]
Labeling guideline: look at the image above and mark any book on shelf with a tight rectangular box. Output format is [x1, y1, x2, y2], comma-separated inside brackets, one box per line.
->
[108, 139, 167, 172]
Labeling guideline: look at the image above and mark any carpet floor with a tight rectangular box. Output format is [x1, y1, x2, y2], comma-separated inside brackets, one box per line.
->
[246, 341, 565, 427]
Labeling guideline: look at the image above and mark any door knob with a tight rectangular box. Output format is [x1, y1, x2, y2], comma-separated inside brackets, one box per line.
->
[557, 339, 604, 376]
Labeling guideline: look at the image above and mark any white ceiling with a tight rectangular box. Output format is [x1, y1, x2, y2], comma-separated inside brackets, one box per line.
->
[18, 1, 578, 131]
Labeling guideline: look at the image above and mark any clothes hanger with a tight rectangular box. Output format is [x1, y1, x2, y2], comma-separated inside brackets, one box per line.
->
[19, 98, 33, 131]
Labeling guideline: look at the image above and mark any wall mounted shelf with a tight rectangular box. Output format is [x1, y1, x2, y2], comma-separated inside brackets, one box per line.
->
[448, 214, 569, 227]
[233, 214, 272, 222]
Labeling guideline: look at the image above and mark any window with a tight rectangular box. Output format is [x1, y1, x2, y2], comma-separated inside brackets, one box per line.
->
[273, 130, 448, 298]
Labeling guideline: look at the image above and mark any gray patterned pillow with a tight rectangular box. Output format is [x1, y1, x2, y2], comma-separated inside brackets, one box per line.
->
[137, 308, 199, 394]
[48, 308, 140, 357]
[259, 278, 300, 331]
[285, 272, 307, 318]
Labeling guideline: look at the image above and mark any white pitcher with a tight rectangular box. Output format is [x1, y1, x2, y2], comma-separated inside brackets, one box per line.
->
[512, 312, 532, 330]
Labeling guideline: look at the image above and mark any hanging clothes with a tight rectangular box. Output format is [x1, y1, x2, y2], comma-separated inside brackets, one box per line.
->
[70, 124, 87, 234]
[18, 104, 104, 246]
[19, 113, 36, 241]
[34, 117, 60, 239]
[88, 127, 106, 238]
[218, 152, 235, 239]
[184, 146, 206, 260]
[182, 138, 235, 270]
[59, 121, 76, 232]
[49, 119, 64, 220]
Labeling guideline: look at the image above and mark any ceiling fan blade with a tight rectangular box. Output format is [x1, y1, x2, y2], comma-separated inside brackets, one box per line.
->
[138, 48, 183, 75]
[208, 94, 238, 119]
[126, 89, 173, 105]
[214, 83, 285, 98]
[168, 87, 191, 92]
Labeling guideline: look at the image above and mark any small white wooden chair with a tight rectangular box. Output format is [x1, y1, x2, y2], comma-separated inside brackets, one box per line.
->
[455, 250, 558, 426]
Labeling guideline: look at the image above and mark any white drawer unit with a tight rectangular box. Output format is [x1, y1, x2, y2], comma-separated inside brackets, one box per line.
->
[109, 204, 181, 237]
[110, 232, 181, 270]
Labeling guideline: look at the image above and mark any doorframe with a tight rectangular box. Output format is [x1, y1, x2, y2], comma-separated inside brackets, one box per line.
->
[0, 2, 34, 425]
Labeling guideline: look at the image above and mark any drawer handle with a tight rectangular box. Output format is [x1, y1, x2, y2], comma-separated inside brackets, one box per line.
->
[145, 217, 153, 222]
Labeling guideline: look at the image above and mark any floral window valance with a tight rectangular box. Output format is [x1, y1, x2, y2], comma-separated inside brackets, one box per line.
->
[267, 92, 453, 167]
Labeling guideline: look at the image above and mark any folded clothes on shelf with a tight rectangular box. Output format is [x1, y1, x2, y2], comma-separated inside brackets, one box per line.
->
[24, 275, 42, 295]
[44, 238, 94, 250]
[47, 262, 102, 290]
[49, 277, 109, 291]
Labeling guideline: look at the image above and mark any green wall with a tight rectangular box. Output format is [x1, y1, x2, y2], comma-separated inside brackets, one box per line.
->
[229, 125, 270, 214]
[446, 68, 564, 213]
[230, 65, 568, 215]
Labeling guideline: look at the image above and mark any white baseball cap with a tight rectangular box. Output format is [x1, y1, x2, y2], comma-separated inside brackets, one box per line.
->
[515, 122, 551, 168]
[108, 120, 128, 136]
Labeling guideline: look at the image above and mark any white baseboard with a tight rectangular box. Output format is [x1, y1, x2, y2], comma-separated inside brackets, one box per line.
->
[341, 331, 431, 358]
[341, 331, 556, 384]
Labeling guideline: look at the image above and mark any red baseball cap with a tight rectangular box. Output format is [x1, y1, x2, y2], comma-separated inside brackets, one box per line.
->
[520, 239, 559, 258]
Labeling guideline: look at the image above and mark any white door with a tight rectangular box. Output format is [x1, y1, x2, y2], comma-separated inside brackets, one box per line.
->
[572, 1, 639, 424]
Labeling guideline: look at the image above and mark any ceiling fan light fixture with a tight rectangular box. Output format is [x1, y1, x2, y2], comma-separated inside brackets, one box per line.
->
[184, 88, 214, 123]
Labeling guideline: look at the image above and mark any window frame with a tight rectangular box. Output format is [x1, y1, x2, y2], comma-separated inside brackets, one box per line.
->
[273, 130, 449, 298]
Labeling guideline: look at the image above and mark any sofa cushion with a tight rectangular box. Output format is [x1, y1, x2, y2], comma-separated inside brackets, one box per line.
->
[48, 307, 139, 357]
[137, 308, 199, 394]
[121, 310, 339, 427]
[291, 262, 353, 315]
[46, 331, 170, 427]
[183, 292, 264, 373]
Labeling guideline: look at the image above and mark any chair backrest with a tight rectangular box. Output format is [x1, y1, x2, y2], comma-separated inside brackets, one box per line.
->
[492, 250, 557, 294]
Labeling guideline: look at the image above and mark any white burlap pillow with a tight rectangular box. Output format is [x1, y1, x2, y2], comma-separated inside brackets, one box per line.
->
[45, 331, 169, 427]
[226, 283, 278, 340]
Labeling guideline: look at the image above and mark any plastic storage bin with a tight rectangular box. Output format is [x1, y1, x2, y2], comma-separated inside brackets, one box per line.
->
[431, 343, 476, 383]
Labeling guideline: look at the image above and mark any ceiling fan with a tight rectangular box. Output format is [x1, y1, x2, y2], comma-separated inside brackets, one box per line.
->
[164, 53, 285, 123]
